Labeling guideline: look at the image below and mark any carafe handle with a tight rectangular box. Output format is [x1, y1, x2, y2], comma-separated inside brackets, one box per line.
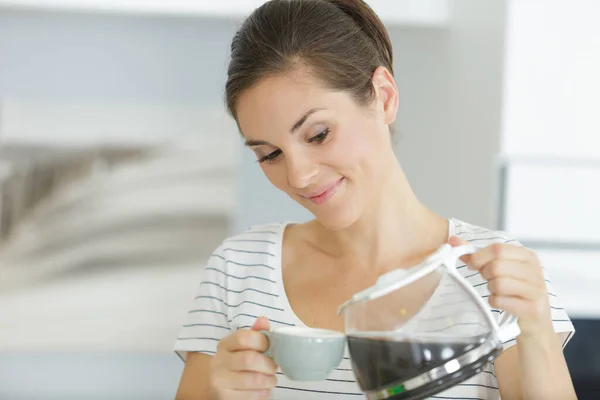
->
[445, 244, 521, 344]
[496, 313, 521, 344]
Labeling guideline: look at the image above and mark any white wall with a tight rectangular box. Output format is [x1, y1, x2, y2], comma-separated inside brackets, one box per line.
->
[0, 9, 236, 105]
[0, 12, 240, 399]
[394, 0, 507, 229]
[0, 100, 238, 146]
[0, 0, 451, 25]
[501, 0, 600, 158]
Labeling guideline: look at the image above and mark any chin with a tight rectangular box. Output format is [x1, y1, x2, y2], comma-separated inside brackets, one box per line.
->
[312, 205, 361, 232]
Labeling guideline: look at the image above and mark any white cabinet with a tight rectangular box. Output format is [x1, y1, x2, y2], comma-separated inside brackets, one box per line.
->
[503, 161, 600, 244]
[536, 249, 600, 319]
[501, 0, 600, 158]
[500, 160, 600, 318]
[499, 0, 600, 317]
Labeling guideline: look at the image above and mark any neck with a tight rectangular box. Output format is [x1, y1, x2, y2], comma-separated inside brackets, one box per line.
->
[311, 159, 448, 271]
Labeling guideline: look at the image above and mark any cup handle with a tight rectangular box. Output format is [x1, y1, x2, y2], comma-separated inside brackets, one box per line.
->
[259, 330, 273, 358]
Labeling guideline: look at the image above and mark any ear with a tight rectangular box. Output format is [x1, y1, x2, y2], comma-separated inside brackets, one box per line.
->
[371, 66, 399, 125]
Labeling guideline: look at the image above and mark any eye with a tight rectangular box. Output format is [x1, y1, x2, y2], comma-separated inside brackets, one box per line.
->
[258, 149, 282, 164]
[307, 128, 330, 143]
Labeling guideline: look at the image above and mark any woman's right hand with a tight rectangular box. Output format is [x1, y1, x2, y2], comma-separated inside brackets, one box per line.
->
[209, 317, 278, 400]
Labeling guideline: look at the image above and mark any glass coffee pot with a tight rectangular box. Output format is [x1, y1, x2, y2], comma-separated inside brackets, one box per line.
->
[338, 243, 520, 400]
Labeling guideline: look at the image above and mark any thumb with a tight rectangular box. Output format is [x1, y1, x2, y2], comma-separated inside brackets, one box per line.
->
[448, 235, 469, 247]
[448, 235, 472, 264]
[251, 316, 271, 331]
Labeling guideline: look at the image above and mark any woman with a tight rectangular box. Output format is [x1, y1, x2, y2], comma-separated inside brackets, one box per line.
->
[174, 1, 576, 399]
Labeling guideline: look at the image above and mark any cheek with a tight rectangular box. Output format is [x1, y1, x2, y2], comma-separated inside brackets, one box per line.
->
[332, 124, 382, 173]
[260, 164, 290, 191]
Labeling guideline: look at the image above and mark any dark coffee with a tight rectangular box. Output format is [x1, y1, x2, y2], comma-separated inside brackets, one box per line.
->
[347, 334, 486, 392]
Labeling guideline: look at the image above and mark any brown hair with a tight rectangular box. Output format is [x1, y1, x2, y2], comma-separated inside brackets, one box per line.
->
[225, 0, 394, 120]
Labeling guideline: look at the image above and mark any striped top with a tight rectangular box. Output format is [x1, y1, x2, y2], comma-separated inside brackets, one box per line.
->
[174, 218, 575, 399]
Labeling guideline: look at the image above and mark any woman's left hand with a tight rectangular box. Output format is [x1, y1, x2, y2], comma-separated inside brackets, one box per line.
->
[448, 236, 554, 338]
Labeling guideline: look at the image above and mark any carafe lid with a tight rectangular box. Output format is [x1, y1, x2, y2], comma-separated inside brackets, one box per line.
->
[337, 243, 474, 316]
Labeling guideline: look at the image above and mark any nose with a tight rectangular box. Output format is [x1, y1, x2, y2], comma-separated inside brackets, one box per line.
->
[286, 153, 319, 189]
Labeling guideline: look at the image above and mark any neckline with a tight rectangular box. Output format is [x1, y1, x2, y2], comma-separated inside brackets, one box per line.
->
[273, 218, 458, 330]
[273, 222, 307, 328]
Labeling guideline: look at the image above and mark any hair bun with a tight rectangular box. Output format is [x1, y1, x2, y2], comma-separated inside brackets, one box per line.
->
[325, 0, 393, 71]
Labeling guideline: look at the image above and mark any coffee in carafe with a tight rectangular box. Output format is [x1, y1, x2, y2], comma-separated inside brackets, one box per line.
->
[347, 333, 500, 399]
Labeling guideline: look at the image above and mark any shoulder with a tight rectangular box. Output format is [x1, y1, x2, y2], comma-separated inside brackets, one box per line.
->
[206, 222, 287, 269]
[221, 223, 285, 247]
[451, 218, 522, 248]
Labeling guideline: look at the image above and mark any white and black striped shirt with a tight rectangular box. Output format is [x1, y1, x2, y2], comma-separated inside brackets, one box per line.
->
[175, 218, 575, 399]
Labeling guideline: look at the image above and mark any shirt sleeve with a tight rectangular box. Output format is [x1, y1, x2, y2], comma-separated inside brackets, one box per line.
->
[174, 245, 232, 361]
[487, 240, 576, 352]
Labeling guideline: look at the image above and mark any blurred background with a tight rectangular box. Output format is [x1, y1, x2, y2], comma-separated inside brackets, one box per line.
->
[0, 0, 598, 399]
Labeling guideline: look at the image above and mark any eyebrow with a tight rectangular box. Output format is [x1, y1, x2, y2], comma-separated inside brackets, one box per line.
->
[245, 138, 271, 147]
[244, 107, 326, 147]
[290, 107, 325, 133]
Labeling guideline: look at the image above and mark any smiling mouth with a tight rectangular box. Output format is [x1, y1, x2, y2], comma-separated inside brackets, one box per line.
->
[303, 178, 345, 205]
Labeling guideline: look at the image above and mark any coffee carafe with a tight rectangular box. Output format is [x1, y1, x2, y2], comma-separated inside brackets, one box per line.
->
[338, 243, 520, 400]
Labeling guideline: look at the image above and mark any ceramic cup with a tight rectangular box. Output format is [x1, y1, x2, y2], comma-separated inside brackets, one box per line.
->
[260, 326, 346, 381]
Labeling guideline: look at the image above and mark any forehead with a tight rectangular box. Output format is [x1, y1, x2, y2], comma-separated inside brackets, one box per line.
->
[236, 69, 350, 137]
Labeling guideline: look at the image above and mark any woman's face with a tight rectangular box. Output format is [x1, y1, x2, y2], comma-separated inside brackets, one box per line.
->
[236, 67, 399, 230]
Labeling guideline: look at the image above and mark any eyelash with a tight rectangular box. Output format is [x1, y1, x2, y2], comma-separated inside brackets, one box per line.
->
[258, 128, 331, 164]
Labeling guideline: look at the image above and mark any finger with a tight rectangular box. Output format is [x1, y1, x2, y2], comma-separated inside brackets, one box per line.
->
[467, 243, 534, 271]
[487, 277, 546, 301]
[448, 236, 469, 247]
[252, 316, 271, 331]
[227, 371, 277, 390]
[448, 236, 474, 264]
[479, 260, 544, 284]
[213, 389, 270, 400]
[236, 389, 272, 400]
[226, 350, 278, 375]
[218, 329, 270, 353]
[488, 295, 546, 320]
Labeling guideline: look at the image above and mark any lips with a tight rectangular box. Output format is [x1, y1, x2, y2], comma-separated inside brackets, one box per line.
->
[301, 178, 344, 205]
